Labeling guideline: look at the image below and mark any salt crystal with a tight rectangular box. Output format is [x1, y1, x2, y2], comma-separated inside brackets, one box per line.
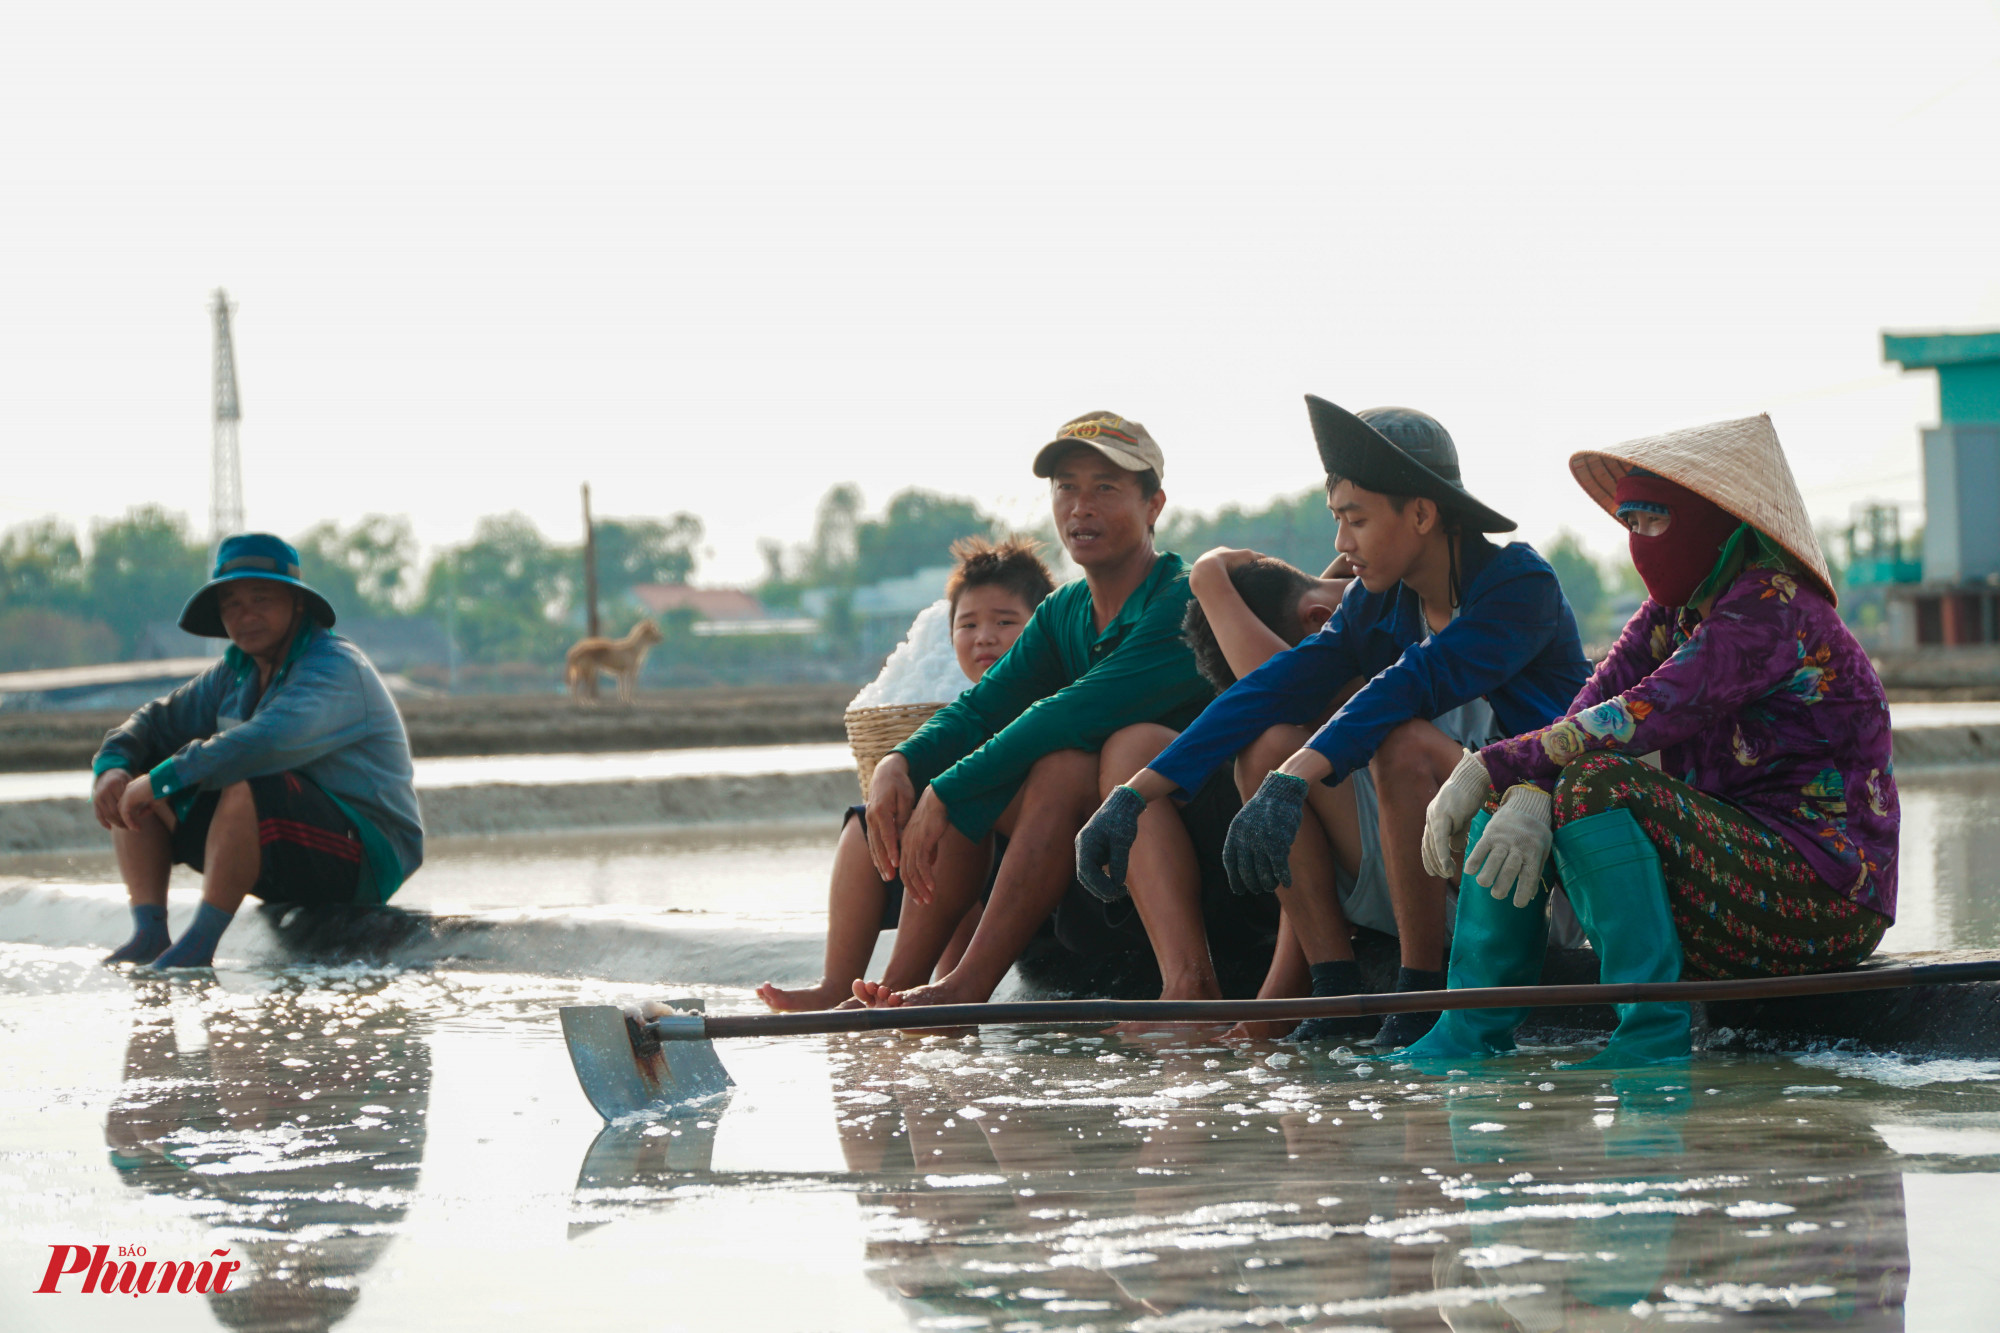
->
[849, 600, 976, 709]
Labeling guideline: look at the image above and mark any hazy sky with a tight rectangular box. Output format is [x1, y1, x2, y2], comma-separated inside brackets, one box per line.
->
[4, 2, 1998, 587]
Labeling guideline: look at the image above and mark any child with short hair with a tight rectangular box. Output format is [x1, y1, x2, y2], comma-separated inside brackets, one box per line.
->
[758, 537, 1055, 1011]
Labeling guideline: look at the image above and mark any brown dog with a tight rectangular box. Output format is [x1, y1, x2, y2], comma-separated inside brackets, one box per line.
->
[565, 619, 665, 704]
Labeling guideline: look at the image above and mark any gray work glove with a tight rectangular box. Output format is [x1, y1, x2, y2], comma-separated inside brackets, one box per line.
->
[1076, 785, 1146, 902]
[1421, 750, 1493, 880]
[1222, 771, 1310, 897]
[1464, 783, 1555, 909]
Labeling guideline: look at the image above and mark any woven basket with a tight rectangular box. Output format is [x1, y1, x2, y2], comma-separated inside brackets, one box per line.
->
[843, 702, 946, 799]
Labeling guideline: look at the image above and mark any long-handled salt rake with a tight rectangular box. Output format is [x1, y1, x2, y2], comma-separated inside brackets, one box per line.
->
[558, 960, 2000, 1121]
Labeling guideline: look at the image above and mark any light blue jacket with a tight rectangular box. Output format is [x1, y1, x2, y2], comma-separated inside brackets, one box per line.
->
[92, 623, 423, 901]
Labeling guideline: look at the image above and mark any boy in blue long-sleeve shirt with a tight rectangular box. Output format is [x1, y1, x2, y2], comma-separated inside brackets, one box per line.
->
[1077, 397, 1589, 1045]
[91, 533, 423, 969]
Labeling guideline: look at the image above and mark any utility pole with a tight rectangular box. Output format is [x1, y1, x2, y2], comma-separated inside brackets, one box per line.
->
[445, 552, 460, 695]
[209, 289, 245, 555]
[581, 483, 601, 639]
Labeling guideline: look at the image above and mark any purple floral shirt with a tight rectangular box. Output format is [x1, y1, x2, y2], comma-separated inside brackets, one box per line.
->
[1479, 568, 1899, 919]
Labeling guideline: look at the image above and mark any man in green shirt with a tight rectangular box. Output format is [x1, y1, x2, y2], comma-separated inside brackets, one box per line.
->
[853, 412, 1227, 1010]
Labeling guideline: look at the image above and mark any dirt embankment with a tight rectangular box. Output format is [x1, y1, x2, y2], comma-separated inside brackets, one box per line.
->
[0, 685, 856, 772]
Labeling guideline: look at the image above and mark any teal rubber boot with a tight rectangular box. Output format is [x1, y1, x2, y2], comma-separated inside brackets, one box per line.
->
[1552, 809, 1691, 1068]
[1395, 812, 1549, 1062]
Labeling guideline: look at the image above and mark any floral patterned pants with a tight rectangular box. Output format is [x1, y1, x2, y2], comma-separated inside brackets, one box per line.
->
[1552, 752, 1888, 980]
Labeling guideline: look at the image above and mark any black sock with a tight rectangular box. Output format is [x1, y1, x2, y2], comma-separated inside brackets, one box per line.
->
[1286, 960, 1375, 1044]
[1309, 960, 1362, 997]
[1395, 966, 1446, 994]
[1370, 967, 1449, 1047]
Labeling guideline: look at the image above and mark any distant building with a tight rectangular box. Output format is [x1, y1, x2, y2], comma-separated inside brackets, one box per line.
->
[0, 655, 432, 713]
[802, 564, 955, 657]
[132, 616, 454, 675]
[626, 584, 815, 638]
[0, 658, 220, 714]
[1869, 330, 2000, 649]
[340, 618, 453, 673]
[1, 615, 447, 713]
[850, 564, 957, 619]
[629, 584, 767, 623]
[136, 621, 218, 662]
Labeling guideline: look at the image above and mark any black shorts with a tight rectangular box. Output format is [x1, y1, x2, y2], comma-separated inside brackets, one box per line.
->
[171, 771, 365, 907]
[1051, 762, 1279, 956]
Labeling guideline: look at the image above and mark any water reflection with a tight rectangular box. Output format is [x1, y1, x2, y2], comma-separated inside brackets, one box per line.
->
[572, 1032, 1915, 1330]
[568, 1104, 727, 1240]
[105, 975, 431, 1333]
[1897, 767, 2000, 952]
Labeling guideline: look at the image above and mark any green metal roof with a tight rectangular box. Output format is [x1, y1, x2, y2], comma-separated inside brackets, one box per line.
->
[1882, 329, 2000, 369]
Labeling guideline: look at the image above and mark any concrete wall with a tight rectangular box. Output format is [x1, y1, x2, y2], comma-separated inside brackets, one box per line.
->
[1922, 424, 2000, 583]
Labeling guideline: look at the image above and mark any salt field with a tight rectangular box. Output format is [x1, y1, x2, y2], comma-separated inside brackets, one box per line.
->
[3, 951, 1999, 1330]
[1, 765, 1998, 1328]
[8, 767, 1999, 954]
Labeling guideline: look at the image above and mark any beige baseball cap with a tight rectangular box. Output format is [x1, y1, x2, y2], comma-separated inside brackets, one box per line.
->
[1031, 411, 1165, 480]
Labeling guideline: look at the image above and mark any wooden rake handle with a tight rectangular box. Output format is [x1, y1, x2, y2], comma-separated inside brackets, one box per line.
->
[674, 960, 2000, 1040]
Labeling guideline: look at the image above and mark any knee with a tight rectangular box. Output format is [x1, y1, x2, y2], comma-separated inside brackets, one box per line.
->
[834, 812, 872, 864]
[1235, 725, 1303, 796]
[1098, 723, 1176, 793]
[1368, 719, 1435, 789]
[1025, 747, 1098, 808]
[1242, 723, 1305, 775]
[210, 782, 257, 831]
[1552, 752, 1648, 825]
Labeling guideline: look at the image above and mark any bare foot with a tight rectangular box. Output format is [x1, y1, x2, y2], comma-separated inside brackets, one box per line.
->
[756, 980, 852, 1012]
[1107, 1020, 1235, 1039]
[851, 979, 904, 1007]
[869, 976, 990, 1011]
[1102, 982, 1230, 1037]
[1222, 1019, 1298, 1043]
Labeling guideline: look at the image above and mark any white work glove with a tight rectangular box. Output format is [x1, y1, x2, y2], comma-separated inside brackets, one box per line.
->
[1464, 784, 1555, 909]
[1421, 751, 1493, 880]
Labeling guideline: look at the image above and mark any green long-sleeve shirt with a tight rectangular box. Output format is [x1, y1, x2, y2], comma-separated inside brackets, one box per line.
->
[892, 551, 1215, 841]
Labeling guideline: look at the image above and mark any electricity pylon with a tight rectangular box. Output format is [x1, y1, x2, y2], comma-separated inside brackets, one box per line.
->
[209, 289, 244, 553]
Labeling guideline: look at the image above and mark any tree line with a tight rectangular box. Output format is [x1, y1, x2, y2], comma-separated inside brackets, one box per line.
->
[0, 488, 1647, 675]
[0, 507, 701, 673]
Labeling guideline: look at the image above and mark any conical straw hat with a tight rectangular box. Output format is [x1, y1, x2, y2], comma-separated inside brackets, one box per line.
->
[1569, 413, 1836, 606]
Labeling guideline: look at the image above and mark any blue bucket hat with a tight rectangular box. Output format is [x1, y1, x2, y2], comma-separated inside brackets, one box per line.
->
[178, 533, 337, 638]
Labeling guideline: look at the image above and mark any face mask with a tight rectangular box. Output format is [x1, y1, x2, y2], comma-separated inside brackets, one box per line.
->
[1614, 471, 1742, 608]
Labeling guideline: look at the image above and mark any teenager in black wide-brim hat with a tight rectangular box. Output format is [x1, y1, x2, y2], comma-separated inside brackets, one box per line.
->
[1077, 395, 1593, 1048]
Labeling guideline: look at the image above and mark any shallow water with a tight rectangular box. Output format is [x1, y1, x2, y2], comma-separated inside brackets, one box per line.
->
[4, 821, 839, 920]
[3, 946, 1999, 1331]
[0, 742, 857, 803]
[9, 767, 2000, 953]
[3, 764, 1998, 1328]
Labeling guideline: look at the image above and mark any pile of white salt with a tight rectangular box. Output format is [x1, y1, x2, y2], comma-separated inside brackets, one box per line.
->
[848, 600, 974, 709]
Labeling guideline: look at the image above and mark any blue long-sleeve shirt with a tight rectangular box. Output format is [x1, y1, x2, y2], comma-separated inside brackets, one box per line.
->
[1148, 536, 1591, 797]
[91, 623, 424, 901]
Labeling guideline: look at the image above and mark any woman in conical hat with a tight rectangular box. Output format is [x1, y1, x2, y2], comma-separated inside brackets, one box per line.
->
[1410, 415, 1898, 1067]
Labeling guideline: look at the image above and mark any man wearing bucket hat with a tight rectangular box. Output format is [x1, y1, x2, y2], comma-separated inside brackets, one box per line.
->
[1076, 397, 1591, 1046]
[1412, 415, 1899, 1067]
[852, 412, 1255, 1011]
[90, 533, 424, 968]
